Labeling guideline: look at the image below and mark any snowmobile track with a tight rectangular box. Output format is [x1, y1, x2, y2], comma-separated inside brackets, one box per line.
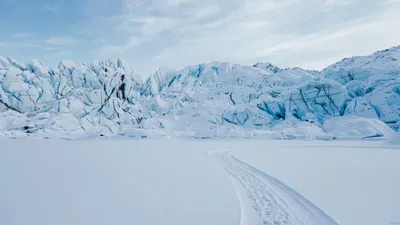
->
[208, 150, 339, 225]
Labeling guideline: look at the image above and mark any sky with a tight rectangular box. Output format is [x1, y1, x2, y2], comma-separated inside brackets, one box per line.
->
[0, 0, 400, 77]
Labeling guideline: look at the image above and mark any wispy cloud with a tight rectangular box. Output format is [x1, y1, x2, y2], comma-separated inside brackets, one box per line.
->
[192, 4, 220, 18]
[385, 0, 400, 4]
[19, 43, 43, 48]
[325, 0, 357, 5]
[10, 0, 397, 76]
[100, 37, 141, 55]
[248, 3, 400, 69]
[0, 41, 7, 48]
[42, 4, 60, 13]
[45, 36, 79, 46]
[139, 0, 400, 71]
[11, 32, 34, 39]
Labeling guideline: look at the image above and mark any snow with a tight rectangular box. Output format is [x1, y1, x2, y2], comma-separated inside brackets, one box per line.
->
[284, 78, 349, 122]
[1, 139, 399, 225]
[0, 139, 239, 225]
[209, 150, 338, 225]
[253, 62, 282, 73]
[322, 116, 394, 138]
[343, 97, 379, 119]
[1, 45, 400, 137]
[232, 140, 400, 225]
[387, 131, 400, 145]
[142, 66, 178, 96]
[322, 46, 400, 85]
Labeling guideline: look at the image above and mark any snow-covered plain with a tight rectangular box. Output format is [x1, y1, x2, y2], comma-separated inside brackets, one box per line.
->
[1, 139, 399, 225]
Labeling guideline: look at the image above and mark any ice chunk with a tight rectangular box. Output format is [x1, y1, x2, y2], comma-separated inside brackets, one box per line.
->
[323, 116, 394, 138]
[344, 97, 379, 119]
[285, 79, 349, 122]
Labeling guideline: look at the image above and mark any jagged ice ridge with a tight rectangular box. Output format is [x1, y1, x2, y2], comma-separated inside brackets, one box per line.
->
[1, 46, 399, 139]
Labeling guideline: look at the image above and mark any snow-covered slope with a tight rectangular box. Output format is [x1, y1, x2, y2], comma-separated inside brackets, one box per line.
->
[1, 45, 399, 139]
[322, 46, 400, 84]
[322, 46, 400, 130]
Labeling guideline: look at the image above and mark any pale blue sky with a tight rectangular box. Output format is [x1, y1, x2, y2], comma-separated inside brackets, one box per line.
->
[0, 0, 399, 76]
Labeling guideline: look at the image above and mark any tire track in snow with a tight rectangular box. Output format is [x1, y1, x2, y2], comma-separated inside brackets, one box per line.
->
[208, 151, 339, 225]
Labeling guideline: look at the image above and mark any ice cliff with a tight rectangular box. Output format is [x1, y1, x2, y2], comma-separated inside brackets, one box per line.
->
[1, 46, 399, 139]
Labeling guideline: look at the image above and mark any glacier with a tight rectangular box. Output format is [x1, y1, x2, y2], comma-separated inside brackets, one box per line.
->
[1, 45, 400, 139]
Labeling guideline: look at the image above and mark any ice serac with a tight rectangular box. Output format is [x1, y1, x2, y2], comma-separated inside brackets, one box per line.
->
[142, 66, 177, 96]
[343, 97, 379, 119]
[284, 78, 349, 122]
[0, 45, 399, 138]
[0, 58, 148, 137]
[323, 45, 400, 130]
[0, 58, 54, 114]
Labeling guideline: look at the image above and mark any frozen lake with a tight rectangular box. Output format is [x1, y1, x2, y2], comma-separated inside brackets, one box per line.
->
[1, 139, 399, 225]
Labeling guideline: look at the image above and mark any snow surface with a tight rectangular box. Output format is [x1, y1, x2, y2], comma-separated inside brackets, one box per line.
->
[1, 45, 400, 139]
[322, 116, 394, 138]
[0, 139, 239, 225]
[1, 139, 399, 225]
[232, 140, 400, 225]
[209, 150, 338, 225]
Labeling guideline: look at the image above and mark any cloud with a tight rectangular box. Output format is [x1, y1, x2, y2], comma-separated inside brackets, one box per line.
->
[192, 4, 220, 18]
[0, 41, 43, 49]
[42, 4, 60, 13]
[325, 0, 357, 5]
[100, 37, 141, 55]
[11, 32, 34, 39]
[386, 0, 400, 3]
[19, 43, 43, 48]
[128, 16, 180, 36]
[72, 0, 400, 75]
[167, 0, 196, 5]
[45, 36, 79, 46]
[146, 0, 400, 71]
[251, 3, 400, 69]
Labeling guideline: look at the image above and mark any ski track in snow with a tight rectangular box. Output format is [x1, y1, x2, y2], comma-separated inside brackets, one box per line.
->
[208, 150, 339, 225]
